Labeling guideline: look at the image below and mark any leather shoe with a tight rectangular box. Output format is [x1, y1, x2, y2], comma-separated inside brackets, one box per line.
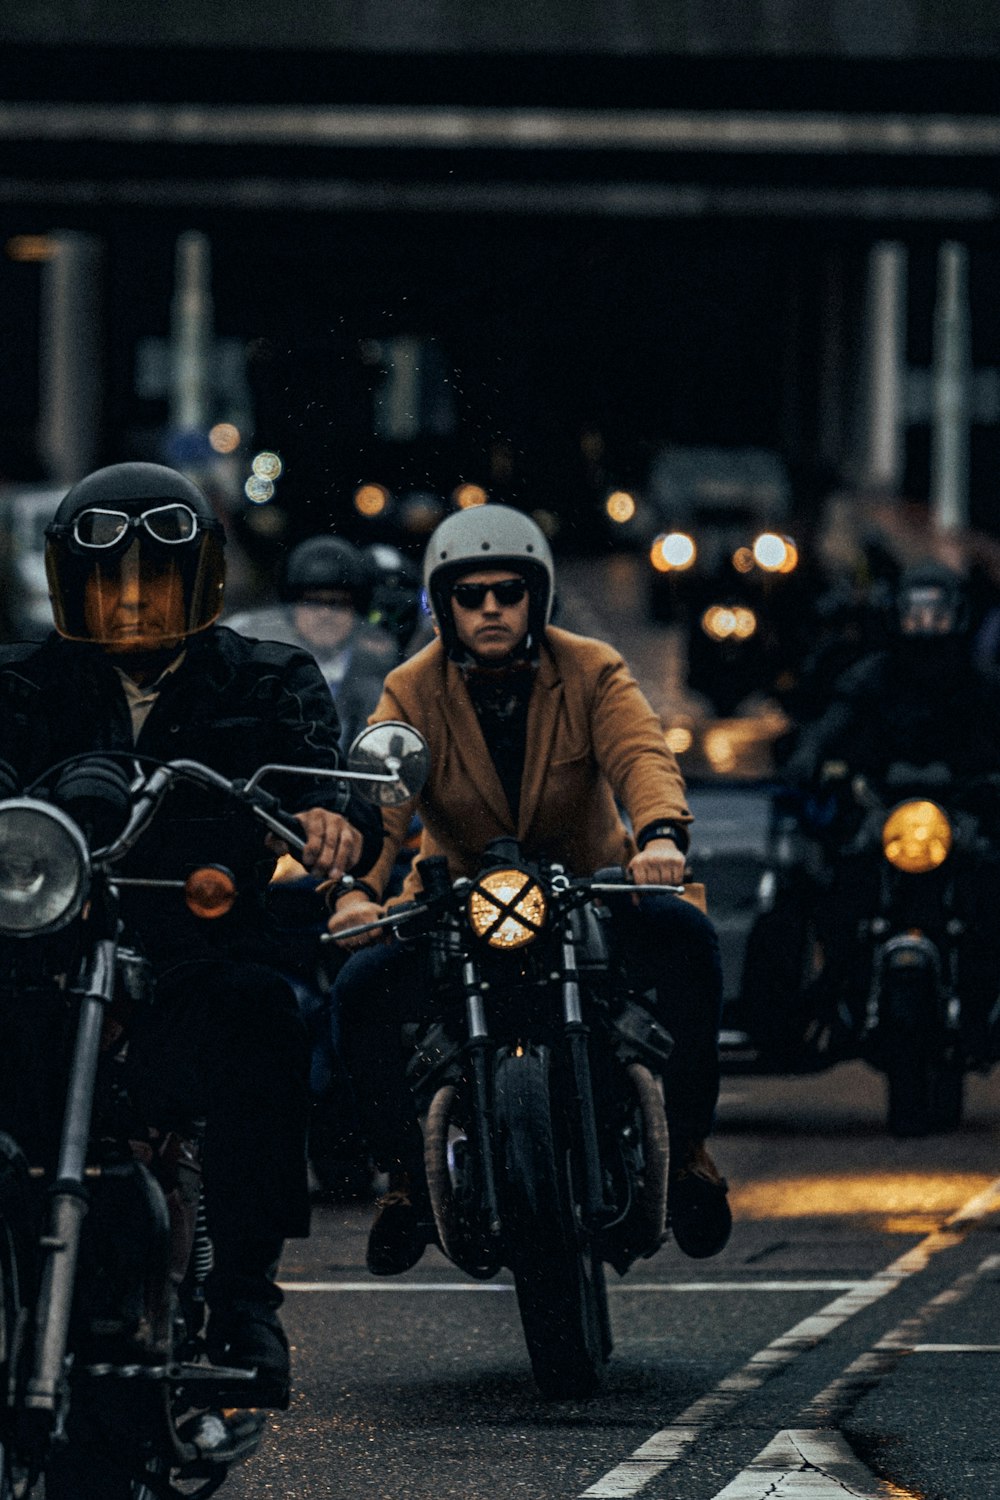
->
[668, 1140, 732, 1259]
[366, 1175, 433, 1276]
[206, 1298, 290, 1409]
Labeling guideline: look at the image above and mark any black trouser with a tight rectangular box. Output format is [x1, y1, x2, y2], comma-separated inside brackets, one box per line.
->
[333, 895, 724, 1182]
[125, 959, 311, 1294]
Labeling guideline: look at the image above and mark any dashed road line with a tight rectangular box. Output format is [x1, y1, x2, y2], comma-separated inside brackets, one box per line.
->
[801, 1251, 1000, 1425]
[578, 1176, 1000, 1498]
[701, 1244, 1000, 1497]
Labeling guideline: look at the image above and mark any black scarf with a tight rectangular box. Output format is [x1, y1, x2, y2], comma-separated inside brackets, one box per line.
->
[459, 651, 537, 824]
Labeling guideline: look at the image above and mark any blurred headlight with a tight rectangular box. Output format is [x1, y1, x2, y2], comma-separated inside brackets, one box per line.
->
[702, 604, 757, 641]
[753, 533, 799, 573]
[650, 532, 696, 573]
[0, 801, 90, 935]
[882, 800, 952, 874]
[467, 868, 547, 950]
[606, 490, 636, 524]
[354, 483, 390, 518]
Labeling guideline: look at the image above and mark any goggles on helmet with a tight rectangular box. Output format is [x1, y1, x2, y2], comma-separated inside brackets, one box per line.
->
[68, 503, 203, 552]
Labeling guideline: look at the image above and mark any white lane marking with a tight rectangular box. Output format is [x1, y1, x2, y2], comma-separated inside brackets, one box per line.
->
[280, 1282, 510, 1292]
[711, 1251, 1000, 1499]
[278, 1279, 865, 1294]
[707, 1430, 887, 1500]
[802, 1252, 1000, 1423]
[579, 1177, 1000, 1498]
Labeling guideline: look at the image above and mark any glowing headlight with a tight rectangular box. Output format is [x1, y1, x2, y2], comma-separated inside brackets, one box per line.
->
[467, 868, 548, 950]
[0, 801, 90, 935]
[882, 800, 952, 874]
[650, 532, 696, 573]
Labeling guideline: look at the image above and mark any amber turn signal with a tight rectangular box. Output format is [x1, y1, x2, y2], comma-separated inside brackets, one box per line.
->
[184, 865, 237, 919]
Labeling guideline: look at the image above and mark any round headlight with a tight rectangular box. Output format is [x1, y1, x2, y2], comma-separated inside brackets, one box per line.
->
[882, 799, 952, 874]
[467, 868, 548, 950]
[0, 801, 90, 935]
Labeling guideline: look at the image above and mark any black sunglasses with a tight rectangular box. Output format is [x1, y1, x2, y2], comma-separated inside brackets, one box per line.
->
[451, 579, 528, 610]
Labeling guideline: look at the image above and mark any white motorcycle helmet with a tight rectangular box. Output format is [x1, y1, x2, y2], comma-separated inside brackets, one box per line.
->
[423, 505, 555, 655]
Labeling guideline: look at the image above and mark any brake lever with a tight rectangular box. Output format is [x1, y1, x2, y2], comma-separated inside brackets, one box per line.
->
[319, 902, 426, 944]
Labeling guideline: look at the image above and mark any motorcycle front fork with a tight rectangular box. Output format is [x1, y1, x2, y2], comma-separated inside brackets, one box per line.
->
[454, 906, 611, 1242]
[24, 936, 118, 1439]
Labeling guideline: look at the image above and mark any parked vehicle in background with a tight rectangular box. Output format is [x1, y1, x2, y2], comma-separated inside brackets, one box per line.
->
[636, 446, 815, 714]
[0, 485, 68, 641]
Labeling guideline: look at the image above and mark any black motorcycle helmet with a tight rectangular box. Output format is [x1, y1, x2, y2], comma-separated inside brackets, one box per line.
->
[892, 562, 969, 641]
[280, 535, 374, 615]
[365, 542, 421, 593]
[45, 463, 226, 648]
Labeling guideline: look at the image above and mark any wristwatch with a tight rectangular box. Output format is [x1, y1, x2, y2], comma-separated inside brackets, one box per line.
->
[635, 820, 690, 854]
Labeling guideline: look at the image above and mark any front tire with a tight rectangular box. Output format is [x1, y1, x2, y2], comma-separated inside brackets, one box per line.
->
[886, 1044, 965, 1137]
[493, 1048, 609, 1400]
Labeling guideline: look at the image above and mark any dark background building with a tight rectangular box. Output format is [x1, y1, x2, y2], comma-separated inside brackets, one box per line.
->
[1, 2, 999, 556]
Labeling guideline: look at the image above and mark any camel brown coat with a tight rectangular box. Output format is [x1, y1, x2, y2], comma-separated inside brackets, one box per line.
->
[356, 626, 692, 903]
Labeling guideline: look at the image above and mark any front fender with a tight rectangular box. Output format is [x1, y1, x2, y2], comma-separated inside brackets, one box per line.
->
[873, 933, 942, 1033]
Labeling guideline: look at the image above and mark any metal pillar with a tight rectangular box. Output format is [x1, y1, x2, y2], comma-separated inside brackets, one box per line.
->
[169, 230, 213, 435]
[38, 231, 104, 485]
[856, 241, 907, 493]
[929, 242, 971, 535]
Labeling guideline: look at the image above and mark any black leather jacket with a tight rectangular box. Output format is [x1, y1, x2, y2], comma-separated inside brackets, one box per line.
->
[0, 627, 383, 963]
[786, 646, 1000, 788]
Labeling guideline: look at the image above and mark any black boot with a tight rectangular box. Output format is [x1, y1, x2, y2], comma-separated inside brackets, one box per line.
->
[668, 1140, 732, 1259]
[206, 1240, 291, 1408]
[366, 1170, 435, 1276]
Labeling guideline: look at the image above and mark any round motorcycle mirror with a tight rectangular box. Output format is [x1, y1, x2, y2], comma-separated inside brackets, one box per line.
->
[347, 721, 430, 806]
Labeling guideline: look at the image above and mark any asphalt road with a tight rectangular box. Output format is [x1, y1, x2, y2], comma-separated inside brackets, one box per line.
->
[226, 1062, 1000, 1500]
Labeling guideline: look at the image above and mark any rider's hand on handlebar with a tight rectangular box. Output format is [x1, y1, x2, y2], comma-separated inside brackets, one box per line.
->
[326, 889, 386, 950]
[627, 837, 685, 887]
[266, 808, 363, 881]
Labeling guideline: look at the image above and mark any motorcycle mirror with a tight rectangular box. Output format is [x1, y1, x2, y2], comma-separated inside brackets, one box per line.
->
[347, 721, 430, 806]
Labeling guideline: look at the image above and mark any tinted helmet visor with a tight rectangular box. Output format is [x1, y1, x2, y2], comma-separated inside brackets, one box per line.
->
[46, 521, 225, 648]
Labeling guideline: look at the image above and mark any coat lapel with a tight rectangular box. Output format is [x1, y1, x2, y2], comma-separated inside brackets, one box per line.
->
[439, 660, 513, 830]
[517, 646, 563, 841]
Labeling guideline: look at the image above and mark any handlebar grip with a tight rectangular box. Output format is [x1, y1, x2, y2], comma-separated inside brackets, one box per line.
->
[591, 867, 629, 884]
[255, 804, 307, 853]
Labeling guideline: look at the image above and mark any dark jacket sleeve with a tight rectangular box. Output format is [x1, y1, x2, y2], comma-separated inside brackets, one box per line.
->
[255, 642, 383, 876]
[784, 655, 884, 784]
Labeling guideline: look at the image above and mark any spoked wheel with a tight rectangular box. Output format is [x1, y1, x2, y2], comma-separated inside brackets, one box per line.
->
[493, 1047, 609, 1400]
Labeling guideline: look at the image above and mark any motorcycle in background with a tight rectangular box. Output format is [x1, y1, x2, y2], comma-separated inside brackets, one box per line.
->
[740, 761, 1000, 1136]
[0, 723, 426, 1497]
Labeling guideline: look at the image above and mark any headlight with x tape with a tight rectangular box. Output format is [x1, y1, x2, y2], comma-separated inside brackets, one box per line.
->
[467, 867, 549, 950]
